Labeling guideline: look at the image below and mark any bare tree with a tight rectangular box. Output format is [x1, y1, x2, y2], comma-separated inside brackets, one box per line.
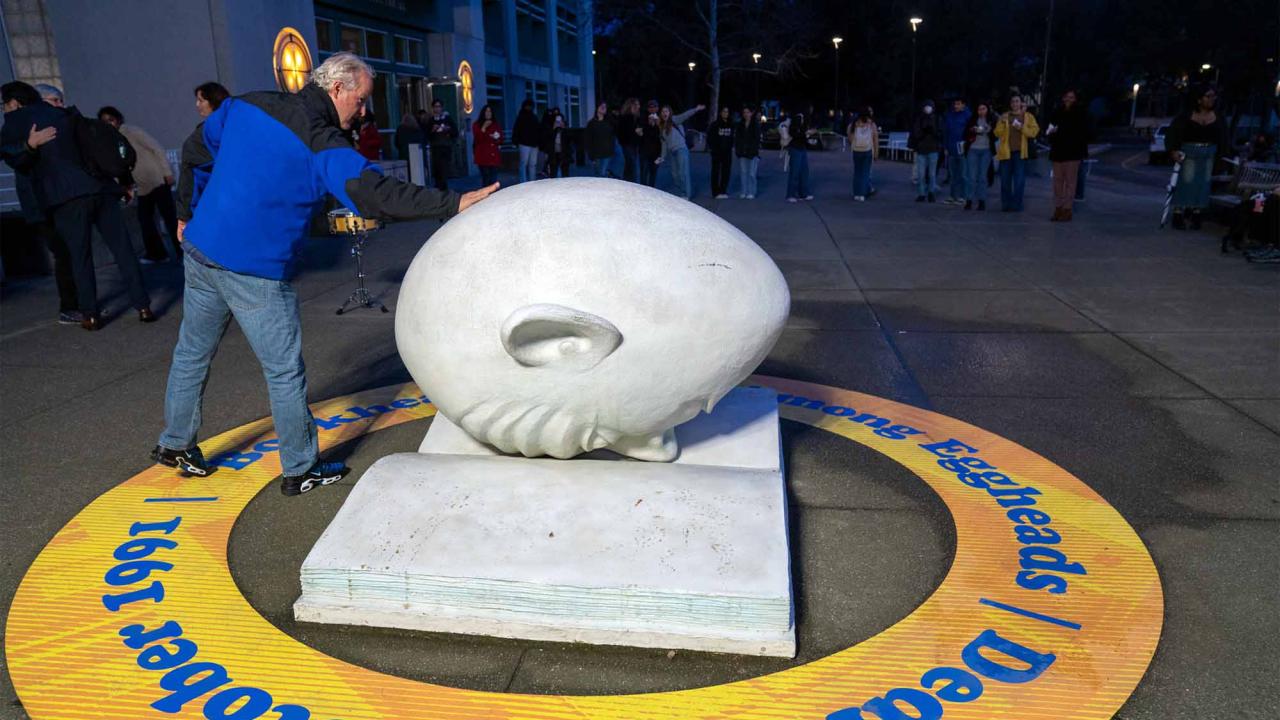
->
[598, 0, 818, 113]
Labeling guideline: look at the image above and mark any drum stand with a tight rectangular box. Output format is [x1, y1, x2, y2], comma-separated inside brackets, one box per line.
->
[335, 230, 388, 315]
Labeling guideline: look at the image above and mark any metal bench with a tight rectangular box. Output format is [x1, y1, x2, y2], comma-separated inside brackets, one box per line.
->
[1210, 160, 1280, 209]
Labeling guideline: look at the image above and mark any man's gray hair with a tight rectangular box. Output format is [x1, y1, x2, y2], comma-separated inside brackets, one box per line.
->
[311, 52, 373, 92]
[34, 83, 63, 103]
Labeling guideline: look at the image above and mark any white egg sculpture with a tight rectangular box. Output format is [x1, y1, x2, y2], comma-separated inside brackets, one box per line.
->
[395, 177, 790, 461]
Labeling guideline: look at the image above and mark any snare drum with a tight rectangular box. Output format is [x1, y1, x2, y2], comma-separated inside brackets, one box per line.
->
[327, 208, 381, 235]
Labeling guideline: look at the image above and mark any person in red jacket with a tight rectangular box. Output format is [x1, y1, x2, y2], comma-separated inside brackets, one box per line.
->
[356, 112, 382, 161]
[472, 104, 503, 186]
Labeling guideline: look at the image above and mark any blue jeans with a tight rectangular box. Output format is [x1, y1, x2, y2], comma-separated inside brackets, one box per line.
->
[999, 151, 1026, 211]
[737, 156, 758, 196]
[786, 149, 810, 198]
[518, 145, 539, 183]
[852, 151, 873, 196]
[160, 254, 317, 476]
[966, 149, 992, 202]
[947, 152, 969, 199]
[666, 146, 692, 199]
[591, 158, 610, 177]
[914, 152, 938, 196]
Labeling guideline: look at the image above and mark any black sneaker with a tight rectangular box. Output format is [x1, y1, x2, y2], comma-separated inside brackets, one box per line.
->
[927, 192, 936, 203]
[280, 461, 350, 496]
[915, 195, 926, 202]
[58, 310, 85, 325]
[151, 445, 211, 477]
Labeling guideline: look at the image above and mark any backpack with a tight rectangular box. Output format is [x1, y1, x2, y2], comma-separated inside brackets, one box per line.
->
[70, 108, 137, 184]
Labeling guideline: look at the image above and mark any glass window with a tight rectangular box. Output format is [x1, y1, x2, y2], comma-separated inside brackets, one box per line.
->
[4, 0, 62, 89]
[396, 36, 423, 65]
[366, 31, 388, 60]
[483, 0, 504, 52]
[556, 2, 579, 72]
[315, 17, 334, 52]
[372, 72, 391, 127]
[485, 74, 505, 128]
[516, 0, 548, 64]
[397, 75, 429, 116]
[340, 25, 365, 56]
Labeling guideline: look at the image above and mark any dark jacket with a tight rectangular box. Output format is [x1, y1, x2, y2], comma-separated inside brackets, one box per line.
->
[943, 108, 971, 153]
[787, 116, 809, 151]
[395, 121, 424, 160]
[707, 118, 735, 155]
[617, 112, 641, 148]
[640, 115, 662, 160]
[734, 119, 762, 158]
[908, 112, 941, 154]
[513, 108, 541, 147]
[426, 113, 457, 148]
[1166, 111, 1232, 161]
[180, 83, 459, 280]
[584, 116, 615, 160]
[0, 100, 109, 209]
[1047, 105, 1090, 162]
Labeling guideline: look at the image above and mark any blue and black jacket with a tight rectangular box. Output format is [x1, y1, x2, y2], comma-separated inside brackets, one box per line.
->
[179, 83, 459, 280]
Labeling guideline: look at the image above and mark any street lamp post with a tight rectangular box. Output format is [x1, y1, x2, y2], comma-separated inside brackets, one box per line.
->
[1130, 83, 1140, 127]
[909, 17, 922, 109]
[832, 36, 843, 114]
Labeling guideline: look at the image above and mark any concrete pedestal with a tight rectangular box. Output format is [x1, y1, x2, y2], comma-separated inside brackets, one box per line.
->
[295, 387, 794, 657]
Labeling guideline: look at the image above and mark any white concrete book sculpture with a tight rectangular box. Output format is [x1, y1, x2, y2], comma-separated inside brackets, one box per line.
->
[297, 178, 795, 656]
[296, 387, 794, 656]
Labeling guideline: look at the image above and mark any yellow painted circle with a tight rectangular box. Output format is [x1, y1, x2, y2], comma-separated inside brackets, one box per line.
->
[6, 377, 1162, 719]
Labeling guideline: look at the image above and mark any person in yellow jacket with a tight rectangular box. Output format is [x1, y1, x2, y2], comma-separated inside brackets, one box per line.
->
[993, 95, 1039, 212]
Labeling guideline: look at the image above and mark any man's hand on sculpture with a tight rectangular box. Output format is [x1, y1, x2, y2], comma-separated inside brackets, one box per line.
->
[458, 182, 499, 213]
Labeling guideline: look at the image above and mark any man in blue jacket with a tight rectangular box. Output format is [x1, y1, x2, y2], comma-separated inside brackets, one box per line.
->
[943, 97, 972, 205]
[151, 52, 497, 495]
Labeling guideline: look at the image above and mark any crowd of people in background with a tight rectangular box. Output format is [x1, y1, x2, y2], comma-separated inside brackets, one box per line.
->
[429, 90, 1113, 221]
[3, 74, 1275, 336]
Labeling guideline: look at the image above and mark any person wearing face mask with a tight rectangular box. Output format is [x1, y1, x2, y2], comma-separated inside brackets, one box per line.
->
[994, 94, 1040, 212]
[908, 100, 941, 202]
[149, 52, 498, 495]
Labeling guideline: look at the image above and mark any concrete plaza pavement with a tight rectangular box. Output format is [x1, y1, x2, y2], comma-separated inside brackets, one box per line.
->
[1, 148, 1277, 719]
